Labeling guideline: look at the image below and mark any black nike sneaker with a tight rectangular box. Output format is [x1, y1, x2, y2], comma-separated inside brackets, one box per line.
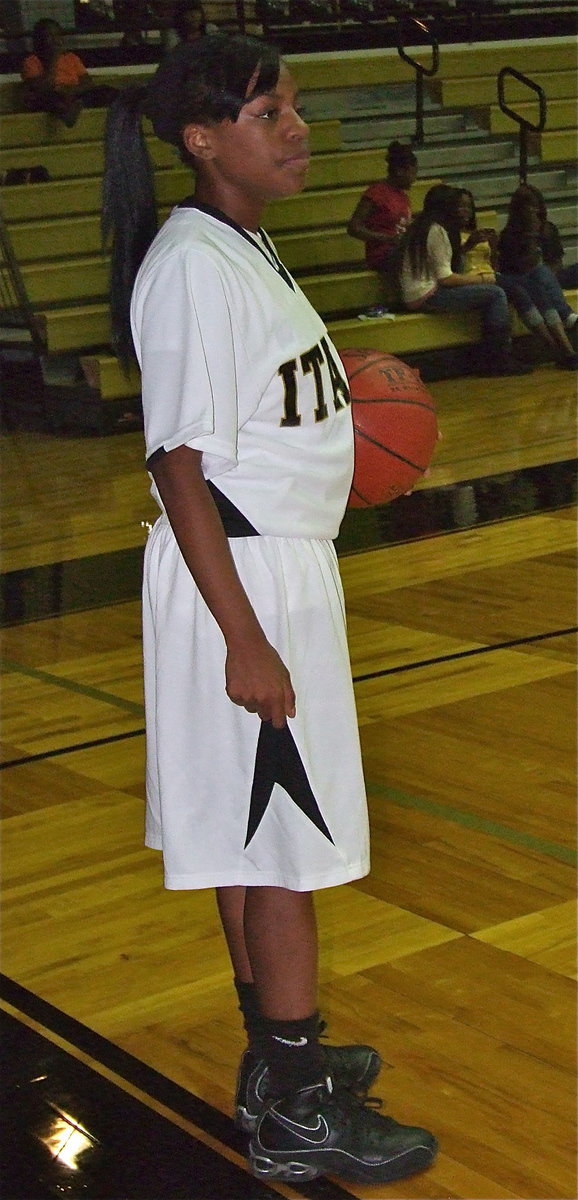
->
[248, 1076, 438, 1184]
[235, 1044, 381, 1133]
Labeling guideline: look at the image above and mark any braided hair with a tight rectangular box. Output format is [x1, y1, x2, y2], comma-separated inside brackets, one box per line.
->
[403, 184, 462, 278]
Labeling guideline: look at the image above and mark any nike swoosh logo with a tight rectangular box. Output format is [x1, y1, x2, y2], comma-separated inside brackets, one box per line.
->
[273, 1112, 330, 1145]
[272, 1035, 308, 1047]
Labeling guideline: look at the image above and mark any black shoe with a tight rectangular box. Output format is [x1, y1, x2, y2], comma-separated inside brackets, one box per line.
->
[555, 353, 578, 370]
[482, 354, 533, 376]
[564, 321, 578, 352]
[235, 1044, 381, 1133]
[248, 1076, 438, 1184]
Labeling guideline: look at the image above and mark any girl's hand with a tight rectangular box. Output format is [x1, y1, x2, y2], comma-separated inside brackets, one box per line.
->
[225, 637, 296, 729]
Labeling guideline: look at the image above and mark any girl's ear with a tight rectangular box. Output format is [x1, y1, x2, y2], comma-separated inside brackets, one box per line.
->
[182, 123, 216, 160]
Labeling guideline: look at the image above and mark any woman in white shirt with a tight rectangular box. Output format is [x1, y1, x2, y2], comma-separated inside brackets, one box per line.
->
[400, 184, 530, 376]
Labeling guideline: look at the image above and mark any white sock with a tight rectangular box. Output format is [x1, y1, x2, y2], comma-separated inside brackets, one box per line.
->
[564, 313, 578, 329]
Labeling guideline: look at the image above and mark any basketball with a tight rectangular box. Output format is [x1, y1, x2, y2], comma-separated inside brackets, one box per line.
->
[339, 348, 438, 507]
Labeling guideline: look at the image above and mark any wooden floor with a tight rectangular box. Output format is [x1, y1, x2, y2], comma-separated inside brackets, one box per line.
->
[1, 359, 576, 1199]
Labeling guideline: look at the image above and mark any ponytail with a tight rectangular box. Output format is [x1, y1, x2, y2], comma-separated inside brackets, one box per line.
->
[102, 86, 158, 366]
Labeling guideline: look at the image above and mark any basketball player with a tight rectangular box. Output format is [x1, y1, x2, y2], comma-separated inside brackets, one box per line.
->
[102, 35, 437, 1184]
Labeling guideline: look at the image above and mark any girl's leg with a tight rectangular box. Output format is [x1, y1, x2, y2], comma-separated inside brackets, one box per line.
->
[243, 886, 318, 1018]
[422, 282, 510, 334]
[218, 883, 324, 1095]
[526, 264, 576, 327]
[421, 284, 529, 373]
[496, 272, 558, 354]
[216, 884, 317, 1014]
[216, 885, 252, 982]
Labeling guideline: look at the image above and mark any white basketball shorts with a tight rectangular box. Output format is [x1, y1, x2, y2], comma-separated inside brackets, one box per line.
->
[142, 516, 370, 890]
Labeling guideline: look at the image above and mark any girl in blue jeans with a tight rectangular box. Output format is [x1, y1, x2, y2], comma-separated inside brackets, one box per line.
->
[399, 184, 531, 376]
[457, 189, 577, 370]
[497, 185, 577, 368]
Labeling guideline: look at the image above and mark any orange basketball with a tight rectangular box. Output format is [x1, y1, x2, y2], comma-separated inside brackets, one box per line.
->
[339, 348, 438, 507]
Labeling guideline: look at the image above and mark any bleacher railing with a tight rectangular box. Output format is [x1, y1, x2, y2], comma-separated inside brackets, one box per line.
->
[0, 209, 45, 357]
[497, 66, 547, 185]
[396, 15, 439, 146]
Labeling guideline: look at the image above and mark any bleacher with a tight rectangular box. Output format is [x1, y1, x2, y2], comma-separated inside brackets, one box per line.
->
[0, 31, 576, 431]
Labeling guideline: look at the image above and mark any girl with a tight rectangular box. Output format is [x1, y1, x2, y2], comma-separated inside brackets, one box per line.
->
[348, 140, 417, 310]
[399, 183, 531, 376]
[498, 185, 577, 364]
[102, 34, 437, 1186]
[458, 188, 577, 370]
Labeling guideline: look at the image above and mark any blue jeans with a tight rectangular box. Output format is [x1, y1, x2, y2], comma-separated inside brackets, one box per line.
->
[420, 283, 510, 337]
[501, 263, 573, 326]
[495, 273, 543, 330]
[557, 263, 578, 290]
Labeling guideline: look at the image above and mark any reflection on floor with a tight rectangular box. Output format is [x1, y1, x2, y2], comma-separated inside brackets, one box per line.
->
[0, 977, 351, 1200]
[1, 459, 576, 627]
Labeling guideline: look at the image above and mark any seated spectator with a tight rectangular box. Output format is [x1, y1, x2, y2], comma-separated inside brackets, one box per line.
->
[499, 185, 577, 360]
[21, 19, 117, 127]
[399, 184, 531, 376]
[508, 181, 578, 292]
[347, 141, 417, 295]
[458, 188, 577, 370]
[161, 1, 219, 53]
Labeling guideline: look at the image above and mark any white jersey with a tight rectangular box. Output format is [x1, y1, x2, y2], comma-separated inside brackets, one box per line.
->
[131, 203, 354, 539]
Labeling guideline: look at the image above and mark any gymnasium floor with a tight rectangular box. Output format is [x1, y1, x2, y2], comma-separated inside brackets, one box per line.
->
[1, 361, 576, 1199]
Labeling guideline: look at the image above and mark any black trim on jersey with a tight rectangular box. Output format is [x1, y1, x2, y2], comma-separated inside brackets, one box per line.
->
[207, 481, 259, 537]
[177, 196, 296, 290]
[145, 447, 258, 537]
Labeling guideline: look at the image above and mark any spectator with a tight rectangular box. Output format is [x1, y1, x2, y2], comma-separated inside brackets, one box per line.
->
[499, 185, 577, 361]
[506, 182, 578, 292]
[161, 1, 219, 54]
[21, 19, 116, 127]
[458, 189, 577, 370]
[347, 141, 417, 296]
[399, 184, 531, 376]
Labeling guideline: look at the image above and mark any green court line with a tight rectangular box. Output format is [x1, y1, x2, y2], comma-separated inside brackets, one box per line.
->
[1, 657, 145, 718]
[366, 781, 576, 865]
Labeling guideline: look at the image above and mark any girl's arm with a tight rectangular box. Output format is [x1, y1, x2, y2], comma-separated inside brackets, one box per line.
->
[347, 195, 396, 245]
[150, 444, 296, 729]
[439, 269, 495, 287]
[429, 224, 494, 287]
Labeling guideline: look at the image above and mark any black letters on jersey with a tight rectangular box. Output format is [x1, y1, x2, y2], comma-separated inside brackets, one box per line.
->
[279, 338, 351, 428]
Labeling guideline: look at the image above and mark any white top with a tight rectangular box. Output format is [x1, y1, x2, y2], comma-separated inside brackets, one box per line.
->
[131, 204, 354, 540]
[400, 222, 454, 307]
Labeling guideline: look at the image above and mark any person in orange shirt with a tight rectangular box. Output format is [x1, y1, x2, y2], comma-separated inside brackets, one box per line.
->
[21, 20, 116, 127]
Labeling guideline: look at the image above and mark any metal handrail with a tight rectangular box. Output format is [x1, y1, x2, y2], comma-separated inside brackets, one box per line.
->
[497, 66, 547, 184]
[0, 208, 46, 356]
[396, 16, 440, 147]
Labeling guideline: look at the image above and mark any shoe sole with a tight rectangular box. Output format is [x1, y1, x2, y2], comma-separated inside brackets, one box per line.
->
[248, 1138, 438, 1184]
[235, 1049, 382, 1134]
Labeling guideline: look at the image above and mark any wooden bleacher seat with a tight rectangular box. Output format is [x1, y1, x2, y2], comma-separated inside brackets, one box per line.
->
[539, 129, 578, 162]
[488, 97, 577, 134]
[429, 69, 578, 108]
[287, 38, 576, 90]
[81, 289, 578, 406]
[0, 116, 343, 179]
